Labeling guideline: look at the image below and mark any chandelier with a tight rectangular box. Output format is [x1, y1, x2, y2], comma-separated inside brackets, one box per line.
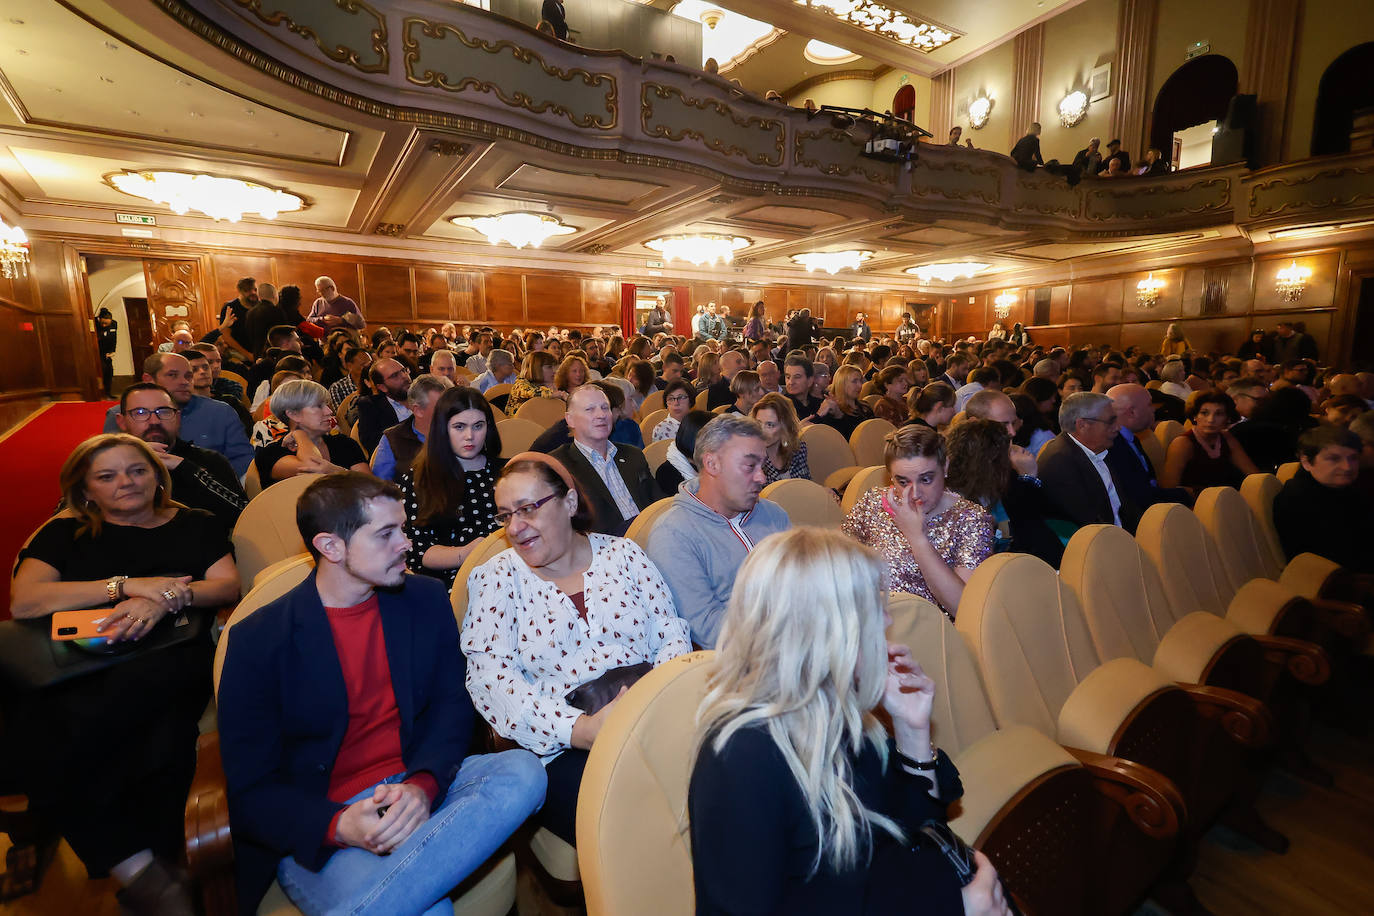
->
[797, 0, 960, 53]
[1058, 90, 1089, 128]
[107, 170, 305, 222]
[993, 291, 1017, 319]
[967, 96, 993, 129]
[1136, 272, 1165, 308]
[0, 218, 29, 279]
[645, 234, 750, 267]
[1274, 260, 1311, 301]
[791, 250, 873, 274]
[452, 212, 576, 249]
[906, 262, 989, 283]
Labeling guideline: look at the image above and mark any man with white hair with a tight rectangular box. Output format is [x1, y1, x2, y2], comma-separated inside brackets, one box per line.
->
[472, 349, 517, 392]
[1032, 358, 1060, 382]
[1157, 358, 1191, 400]
[1037, 392, 1140, 531]
[428, 349, 459, 383]
[308, 275, 365, 330]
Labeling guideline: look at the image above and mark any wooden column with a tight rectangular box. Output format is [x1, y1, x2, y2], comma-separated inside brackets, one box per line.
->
[930, 70, 956, 142]
[1011, 24, 1046, 134]
[1242, 0, 1301, 166]
[1112, 0, 1158, 158]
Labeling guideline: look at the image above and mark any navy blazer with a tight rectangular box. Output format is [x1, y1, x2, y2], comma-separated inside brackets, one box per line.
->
[355, 393, 405, 455]
[217, 571, 473, 915]
[1104, 433, 1192, 522]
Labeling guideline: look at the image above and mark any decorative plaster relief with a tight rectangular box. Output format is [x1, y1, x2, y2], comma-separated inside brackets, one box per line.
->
[793, 129, 895, 185]
[1249, 165, 1374, 218]
[909, 157, 1001, 205]
[232, 0, 388, 73]
[640, 85, 784, 167]
[403, 18, 617, 129]
[1086, 177, 1231, 221]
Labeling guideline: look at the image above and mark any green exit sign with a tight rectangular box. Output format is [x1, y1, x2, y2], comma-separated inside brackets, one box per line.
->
[116, 213, 157, 226]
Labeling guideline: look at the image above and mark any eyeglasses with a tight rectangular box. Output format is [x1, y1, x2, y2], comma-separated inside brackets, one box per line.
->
[123, 407, 180, 421]
[665, 395, 690, 404]
[1082, 415, 1119, 426]
[493, 492, 561, 527]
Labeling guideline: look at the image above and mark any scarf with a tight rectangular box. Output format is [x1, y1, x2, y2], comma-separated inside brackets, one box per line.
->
[665, 443, 698, 482]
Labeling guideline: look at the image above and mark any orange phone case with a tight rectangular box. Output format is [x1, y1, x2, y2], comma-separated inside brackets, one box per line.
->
[51, 609, 112, 641]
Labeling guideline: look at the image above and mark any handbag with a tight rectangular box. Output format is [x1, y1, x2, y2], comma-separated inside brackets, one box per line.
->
[564, 662, 651, 715]
[0, 609, 212, 692]
[918, 819, 1022, 914]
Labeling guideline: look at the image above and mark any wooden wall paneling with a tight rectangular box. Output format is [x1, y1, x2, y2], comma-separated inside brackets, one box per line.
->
[413, 267, 451, 321]
[451, 270, 483, 324]
[525, 274, 581, 325]
[271, 256, 362, 309]
[1048, 285, 1071, 325]
[879, 293, 904, 331]
[211, 254, 274, 316]
[1072, 278, 1127, 325]
[40, 313, 79, 390]
[1029, 327, 1070, 349]
[951, 293, 985, 337]
[759, 286, 788, 323]
[0, 300, 43, 394]
[1251, 251, 1339, 311]
[821, 291, 846, 327]
[1069, 323, 1123, 349]
[581, 278, 619, 326]
[142, 258, 205, 352]
[359, 263, 414, 325]
[1120, 317, 1251, 354]
[484, 271, 524, 325]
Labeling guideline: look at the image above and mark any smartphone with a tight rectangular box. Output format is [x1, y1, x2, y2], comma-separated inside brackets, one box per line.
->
[51, 609, 111, 640]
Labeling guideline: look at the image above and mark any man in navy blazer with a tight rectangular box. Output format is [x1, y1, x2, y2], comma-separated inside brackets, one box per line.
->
[218, 473, 544, 915]
[1106, 384, 1193, 516]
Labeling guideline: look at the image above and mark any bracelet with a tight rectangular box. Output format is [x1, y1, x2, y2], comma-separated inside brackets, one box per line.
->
[895, 746, 940, 771]
[106, 575, 127, 604]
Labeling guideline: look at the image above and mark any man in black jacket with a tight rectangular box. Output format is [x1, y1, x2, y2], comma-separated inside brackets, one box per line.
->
[1038, 392, 1142, 532]
[355, 358, 413, 454]
[116, 383, 248, 529]
[1010, 122, 1043, 171]
[552, 385, 660, 536]
[1106, 385, 1192, 513]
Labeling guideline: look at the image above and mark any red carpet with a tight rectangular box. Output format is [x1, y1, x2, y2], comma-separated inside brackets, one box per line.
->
[0, 401, 115, 619]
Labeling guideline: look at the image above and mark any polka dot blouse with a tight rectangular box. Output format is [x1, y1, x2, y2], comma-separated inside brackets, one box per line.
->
[461, 534, 693, 757]
[399, 463, 501, 588]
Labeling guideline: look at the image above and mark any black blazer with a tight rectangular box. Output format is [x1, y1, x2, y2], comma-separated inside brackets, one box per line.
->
[1104, 433, 1192, 520]
[217, 571, 473, 915]
[552, 441, 660, 536]
[541, 0, 567, 38]
[706, 378, 735, 410]
[1037, 432, 1140, 532]
[355, 393, 404, 454]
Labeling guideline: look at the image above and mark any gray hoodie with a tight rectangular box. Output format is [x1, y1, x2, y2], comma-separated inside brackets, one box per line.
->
[644, 479, 790, 648]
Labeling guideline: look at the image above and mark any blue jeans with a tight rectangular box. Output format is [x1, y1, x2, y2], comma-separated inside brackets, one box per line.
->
[277, 750, 546, 916]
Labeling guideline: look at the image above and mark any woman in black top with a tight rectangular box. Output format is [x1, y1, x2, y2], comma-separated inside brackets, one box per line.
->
[399, 386, 505, 587]
[8, 434, 239, 914]
[689, 527, 1009, 916]
[253, 379, 370, 483]
[655, 409, 712, 495]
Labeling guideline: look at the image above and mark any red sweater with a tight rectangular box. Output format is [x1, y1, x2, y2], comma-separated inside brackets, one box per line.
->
[323, 595, 436, 844]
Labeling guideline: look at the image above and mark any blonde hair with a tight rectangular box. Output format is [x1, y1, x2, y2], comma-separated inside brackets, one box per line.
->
[830, 364, 865, 415]
[751, 392, 801, 465]
[60, 434, 176, 537]
[695, 528, 903, 873]
[695, 351, 722, 387]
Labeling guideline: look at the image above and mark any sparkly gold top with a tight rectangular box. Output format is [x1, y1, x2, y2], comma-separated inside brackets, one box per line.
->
[841, 486, 995, 617]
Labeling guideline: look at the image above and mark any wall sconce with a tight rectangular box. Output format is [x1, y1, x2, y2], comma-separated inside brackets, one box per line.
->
[968, 95, 993, 129]
[1274, 260, 1311, 301]
[1136, 272, 1165, 308]
[1058, 90, 1089, 128]
[993, 290, 1016, 319]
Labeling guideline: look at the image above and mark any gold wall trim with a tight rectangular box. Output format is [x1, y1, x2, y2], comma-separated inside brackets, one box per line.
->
[233, 0, 388, 74]
[793, 128, 895, 185]
[1086, 176, 1232, 221]
[640, 83, 784, 166]
[1248, 165, 1374, 218]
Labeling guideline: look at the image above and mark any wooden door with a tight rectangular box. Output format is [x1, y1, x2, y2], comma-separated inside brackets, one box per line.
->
[141, 258, 207, 345]
[123, 296, 154, 373]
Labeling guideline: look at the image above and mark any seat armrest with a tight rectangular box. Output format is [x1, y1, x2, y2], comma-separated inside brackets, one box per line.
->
[185, 732, 234, 878]
[1251, 635, 1331, 686]
[1175, 684, 1274, 749]
[1065, 747, 1186, 840]
[1307, 598, 1371, 642]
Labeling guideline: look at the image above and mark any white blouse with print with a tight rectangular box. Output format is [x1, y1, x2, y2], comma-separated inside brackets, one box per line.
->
[462, 533, 692, 757]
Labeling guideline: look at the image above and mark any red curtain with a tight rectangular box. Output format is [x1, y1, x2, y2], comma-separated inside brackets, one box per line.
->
[671, 285, 691, 336]
[620, 282, 636, 337]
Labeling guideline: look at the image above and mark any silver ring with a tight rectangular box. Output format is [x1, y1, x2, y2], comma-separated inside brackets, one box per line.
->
[162, 589, 176, 601]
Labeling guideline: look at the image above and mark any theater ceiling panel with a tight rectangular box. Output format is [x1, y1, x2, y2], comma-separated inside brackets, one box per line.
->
[1006, 229, 1225, 261]
[495, 164, 670, 210]
[721, 204, 851, 232]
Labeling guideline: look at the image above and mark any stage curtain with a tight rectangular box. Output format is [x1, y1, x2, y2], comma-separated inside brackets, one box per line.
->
[671, 285, 691, 336]
[620, 282, 636, 337]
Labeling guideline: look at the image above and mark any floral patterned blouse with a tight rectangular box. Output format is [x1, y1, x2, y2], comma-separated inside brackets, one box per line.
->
[461, 534, 692, 757]
[840, 486, 994, 618]
[398, 461, 502, 588]
[762, 441, 810, 484]
[505, 379, 556, 415]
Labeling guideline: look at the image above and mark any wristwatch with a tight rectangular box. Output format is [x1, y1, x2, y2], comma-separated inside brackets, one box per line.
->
[896, 746, 940, 771]
[106, 575, 128, 604]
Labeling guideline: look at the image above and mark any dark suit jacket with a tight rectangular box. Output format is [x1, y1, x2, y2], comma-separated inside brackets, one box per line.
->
[552, 441, 660, 536]
[706, 378, 735, 410]
[1104, 433, 1192, 521]
[355, 392, 404, 454]
[541, 0, 567, 38]
[217, 571, 472, 915]
[1037, 432, 1141, 532]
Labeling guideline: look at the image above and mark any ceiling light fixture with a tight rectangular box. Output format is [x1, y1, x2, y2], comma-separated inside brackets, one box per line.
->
[1136, 272, 1165, 308]
[968, 95, 993, 129]
[645, 233, 750, 267]
[993, 290, 1017, 319]
[791, 250, 873, 274]
[1274, 260, 1311, 301]
[1058, 90, 1089, 128]
[673, 0, 781, 69]
[0, 218, 29, 279]
[451, 212, 576, 249]
[906, 261, 990, 283]
[106, 170, 305, 222]
[797, 0, 960, 53]
[803, 39, 860, 65]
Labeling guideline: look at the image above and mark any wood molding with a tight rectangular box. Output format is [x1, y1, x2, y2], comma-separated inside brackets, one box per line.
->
[1011, 24, 1045, 133]
[1242, 0, 1301, 168]
[1113, 0, 1158, 159]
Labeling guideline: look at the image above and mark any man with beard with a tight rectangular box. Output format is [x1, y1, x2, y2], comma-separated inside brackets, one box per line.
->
[217, 277, 259, 362]
[355, 358, 413, 454]
[115, 382, 248, 528]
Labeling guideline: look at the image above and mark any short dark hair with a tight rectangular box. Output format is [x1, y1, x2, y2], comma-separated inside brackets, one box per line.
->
[275, 354, 310, 374]
[1297, 424, 1361, 461]
[182, 348, 208, 365]
[783, 354, 814, 378]
[663, 378, 696, 403]
[297, 472, 404, 559]
[592, 379, 625, 411]
[119, 382, 173, 413]
[236, 276, 256, 294]
[1184, 390, 1237, 423]
[268, 325, 298, 348]
[344, 347, 369, 365]
[969, 367, 1000, 386]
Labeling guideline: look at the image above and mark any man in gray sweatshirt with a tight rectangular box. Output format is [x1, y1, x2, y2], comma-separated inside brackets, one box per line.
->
[645, 414, 791, 648]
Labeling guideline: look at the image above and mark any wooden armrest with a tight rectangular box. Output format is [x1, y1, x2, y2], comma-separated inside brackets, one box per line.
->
[1307, 598, 1371, 642]
[184, 732, 234, 878]
[1252, 635, 1331, 686]
[1176, 684, 1274, 749]
[1066, 747, 1186, 840]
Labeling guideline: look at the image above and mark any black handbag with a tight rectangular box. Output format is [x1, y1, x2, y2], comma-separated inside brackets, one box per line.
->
[0, 610, 212, 691]
[564, 662, 651, 714]
[918, 820, 1022, 914]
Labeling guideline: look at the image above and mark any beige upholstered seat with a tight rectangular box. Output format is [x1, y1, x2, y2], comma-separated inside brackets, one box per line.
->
[448, 530, 512, 628]
[638, 389, 665, 418]
[693, 390, 709, 410]
[848, 417, 895, 467]
[213, 554, 314, 689]
[1275, 461, 1299, 484]
[334, 391, 358, 435]
[1195, 485, 1342, 601]
[243, 461, 263, 499]
[798, 423, 856, 485]
[643, 439, 672, 474]
[1137, 427, 1166, 473]
[231, 474, 315, 594]
[638, 408, 668, 444]
[1239, 473, 1288, 575]
[1154, 420, 1184, 453]
[839, 465, 886, 515]
[578, 651, 713, 916]
[759, 478, 842, 528]
[624, 496, 675, 553]
[514, 396, 567, 428]
[487, 403, 508, 422]
[483, 382, 513, 403]
[496, 417, 544, 457]
[711, 404, 730, 414]
[220, 370, 252, 408]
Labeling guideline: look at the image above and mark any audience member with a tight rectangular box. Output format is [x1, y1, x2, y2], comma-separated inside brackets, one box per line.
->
[1160, 391, 1259, 493]
[906, 382, 957, 429]
[1271, 321, 1318, 362]
[243, 284, 289, 358]
[955, 366, 999, 411]
[308, 275, 365, 330]
[506, 350, 562, 414]
[815, 365, 875, 439]
[254, 380, 371, 482]
[1038, 392, 1138, 531]
[473, 348, 517, 392]
[1105, 383, 1192, 513]
[872, 365, 911, 425]
[185, 346, 252, 434]
[726, 369, 764, 415]
[653, 379, 696, 441]
[706, 350, 746, 409]
[371, 375, 452, 482]
[656, 409, 713, 495]
[551, 386, 659, 536]
[1273, 426, 1371, 573]
[1073, 137, 1103, 176]
[355, 358, 414, 454]
[328, 347, 372, 408]
[751, 392, 810, 482]
[1098, 138, 1131, 174]
[783, 355, 825, 422]
[1010, 122, 1044, 171]
[217, 277, 258, 361]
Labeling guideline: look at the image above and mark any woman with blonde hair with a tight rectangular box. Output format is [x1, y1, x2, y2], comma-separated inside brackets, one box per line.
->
[1160, 322, 1191, 357]
[694, 350, 723, 390]
[751, 392, 810, 482]
[816, 364, 875, 439]
[690, 527, 1008, 916]
[506, 350, 563, 413]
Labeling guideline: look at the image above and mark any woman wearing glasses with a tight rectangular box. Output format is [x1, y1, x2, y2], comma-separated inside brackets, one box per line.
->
[461, 453, 692, 847]
[652, 379, 696, 441]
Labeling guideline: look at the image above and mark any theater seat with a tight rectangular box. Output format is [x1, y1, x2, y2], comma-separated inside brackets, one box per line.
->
[231, 474, 315, 594]
[638, 390, 665, 419]
[1154, 420, 1184, 454]
[760, 478, 842, 528]
[643, 439, 672, 475]
[483, 383, 513, 403]
[1137, 427, 1166, 473]
[448, 530, 512, 628]
[496, 417, 544, 458]
[1276, 461, 1299, 483]
[848, 417, 894, 467]
[243, 461, 263, 499]
[515, 396, 567, 428]
[840, 465, 886, 515]
[624, 496, 674, 553]
[798, 423, 856, 486]
[638, 409, 668, 444]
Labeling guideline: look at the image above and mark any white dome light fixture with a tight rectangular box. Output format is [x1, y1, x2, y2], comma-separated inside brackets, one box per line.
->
[451, 212, 576, 249]
[646, 233, 750, 267]
[1058, 90, 1089, 128]
[106, 169, 305, 222]
[967, 95, 993, 129]
[803, 40, 860, 65]
[905, 261, 990, 283]
[791, 249, 873, 274]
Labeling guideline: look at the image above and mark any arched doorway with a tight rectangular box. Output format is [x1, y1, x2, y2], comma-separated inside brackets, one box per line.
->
[1311, 42, 1374, 156]
[892, 84, 915, 121]
[1149, 55, 1238, 166]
